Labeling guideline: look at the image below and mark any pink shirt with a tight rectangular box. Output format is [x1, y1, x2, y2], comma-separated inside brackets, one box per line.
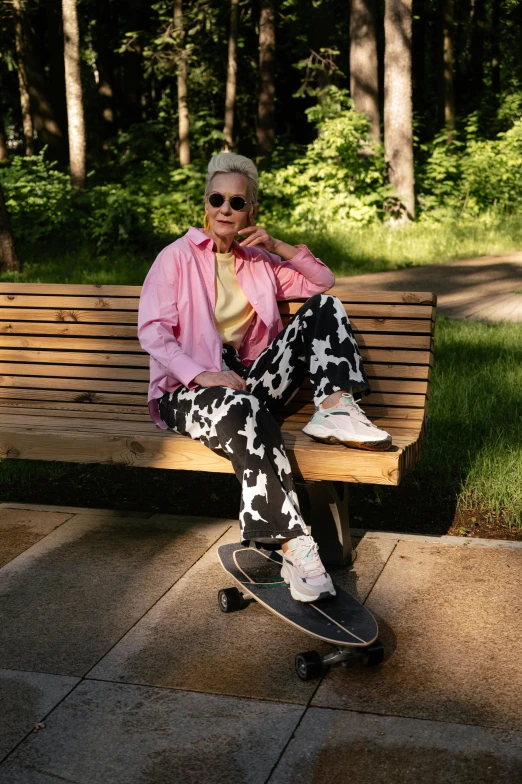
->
[138, 227, 335, 428]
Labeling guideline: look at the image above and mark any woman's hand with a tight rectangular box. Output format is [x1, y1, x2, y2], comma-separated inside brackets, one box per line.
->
[237, 225, 299, 260]
[238, 225, 278, 252]
[193, 370, 246, 391]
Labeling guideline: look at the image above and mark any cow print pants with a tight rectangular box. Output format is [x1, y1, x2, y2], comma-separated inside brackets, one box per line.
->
[158, 294, 369, 543]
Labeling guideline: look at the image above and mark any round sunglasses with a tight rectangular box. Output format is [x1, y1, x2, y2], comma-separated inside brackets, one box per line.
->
[208, 192, 249, 212]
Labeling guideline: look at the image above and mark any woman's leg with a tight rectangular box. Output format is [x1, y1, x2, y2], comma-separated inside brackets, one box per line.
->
[245, 293, 369, 408]
[159, 386, 308, 544]
[246, 294, 391, 450]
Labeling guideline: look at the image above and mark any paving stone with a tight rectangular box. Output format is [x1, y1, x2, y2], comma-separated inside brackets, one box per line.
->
[270, 707, 522, 783]
[89, 532, 393, 703]
[0, 503, 152, 518]
[0, 669, 79, 760]
[334, 534, 397, 602]
[0, 680, 303, 784]
[0, 509, 73, 568]
[313, 541, 522, 731]
[0, 514, 231, 677]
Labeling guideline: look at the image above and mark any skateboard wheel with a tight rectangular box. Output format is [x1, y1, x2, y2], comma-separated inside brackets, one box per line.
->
[362, 639, 384, 667]
[218, 587, 242, 613]
[295, 651, 323, 681]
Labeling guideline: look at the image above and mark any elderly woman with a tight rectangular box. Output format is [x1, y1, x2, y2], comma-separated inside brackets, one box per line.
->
[138, 153, 390, 603]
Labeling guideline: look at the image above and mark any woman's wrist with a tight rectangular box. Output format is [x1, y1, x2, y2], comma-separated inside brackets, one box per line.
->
[271, 238, 299, 260]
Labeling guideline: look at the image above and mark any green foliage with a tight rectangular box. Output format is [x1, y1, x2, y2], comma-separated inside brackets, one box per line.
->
[417, 117, 522, 217]
[0, 152, 74, 243]
[261, 89, 388, 228]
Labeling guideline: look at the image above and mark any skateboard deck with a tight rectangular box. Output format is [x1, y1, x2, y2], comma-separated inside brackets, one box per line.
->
[217, 543, 378, 648]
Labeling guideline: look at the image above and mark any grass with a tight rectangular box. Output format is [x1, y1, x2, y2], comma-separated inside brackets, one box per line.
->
[419, 318, 522, 530]
[1, 211, 522, 285]
[0, 318, 520, 533]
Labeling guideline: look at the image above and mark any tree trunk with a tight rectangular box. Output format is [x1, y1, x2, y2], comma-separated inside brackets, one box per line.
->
[62, 0, 86, 188]
[469, 0, 485, 100]
[384, 0, 415, 221]
[491, 0, 501, 95]
[94, 0, 117, 138]
[14, 0, 65, 159]
[174, 0, 190, 166]
[257, 0, 276, 158]
[440, 0, 455, 132]
[350, 0, 380, 143]
[0, 103, 9, 161]
[223, 0, 240, 151]
[0, 182, 20, 273]
[120, 0, 144, 129]
[12, 0, 35, 155]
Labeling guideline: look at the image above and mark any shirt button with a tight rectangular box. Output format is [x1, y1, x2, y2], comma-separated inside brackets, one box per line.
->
[253, 300, 258, 304]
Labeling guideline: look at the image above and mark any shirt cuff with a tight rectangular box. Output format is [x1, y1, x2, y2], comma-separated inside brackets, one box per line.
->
[169, 353, 207, 388]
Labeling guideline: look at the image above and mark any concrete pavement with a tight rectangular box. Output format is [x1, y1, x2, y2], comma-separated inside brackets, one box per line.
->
[0, 502, 521, 783]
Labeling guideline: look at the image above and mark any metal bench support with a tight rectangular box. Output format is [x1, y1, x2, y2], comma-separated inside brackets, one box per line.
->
[304, 480, 352, 567]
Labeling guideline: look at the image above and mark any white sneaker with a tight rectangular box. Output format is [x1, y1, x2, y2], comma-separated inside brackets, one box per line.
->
[280, 535, 336, 602]
[302, 393, 392, 451]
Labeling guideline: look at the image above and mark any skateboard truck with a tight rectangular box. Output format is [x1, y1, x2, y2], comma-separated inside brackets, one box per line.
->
[295, 641, 384, 681]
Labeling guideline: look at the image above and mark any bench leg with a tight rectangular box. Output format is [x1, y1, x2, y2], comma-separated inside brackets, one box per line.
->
[303, 480, 353, 567]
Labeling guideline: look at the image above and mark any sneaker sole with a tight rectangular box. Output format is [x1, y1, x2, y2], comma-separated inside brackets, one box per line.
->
[302, 427, 392, 452]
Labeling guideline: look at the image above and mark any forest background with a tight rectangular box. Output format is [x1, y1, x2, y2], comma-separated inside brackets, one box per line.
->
[0, 0, 521, 536]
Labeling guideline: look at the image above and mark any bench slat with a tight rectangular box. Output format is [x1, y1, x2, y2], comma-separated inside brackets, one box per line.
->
[0, 405, 150, 422]
[1, 303, 435, 323]
[2, 317, 435, 337]
[0, 361, 429, 382]
[0, 295, 141, 310]
[281, 316, 434, 334]
[0, 282, 436, 306]
[0, 399, 150, 415]
[0, 308, 138, 324]
[0, 375, 149, 394]
[0, 349, 150, 367]
[0, 389, 146, 405]
[0, 347, 433, 369]
[0, 333, 432, 352]
[279, 302, 435, 318]
[0, 363, 150, 380]
[0, 336, 142, 352]
[0, 322, 139, 338]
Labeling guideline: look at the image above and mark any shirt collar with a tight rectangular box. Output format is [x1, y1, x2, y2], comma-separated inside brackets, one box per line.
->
[186, 227, 248, 260]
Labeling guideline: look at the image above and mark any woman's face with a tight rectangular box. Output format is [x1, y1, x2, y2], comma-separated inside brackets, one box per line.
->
[205, 173, 254, 242]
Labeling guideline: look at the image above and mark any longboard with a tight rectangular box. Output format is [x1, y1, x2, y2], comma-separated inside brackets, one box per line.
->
[217, 543, 383, 680]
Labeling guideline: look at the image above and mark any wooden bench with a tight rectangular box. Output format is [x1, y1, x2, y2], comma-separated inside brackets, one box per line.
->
[0, 283, 436, 565]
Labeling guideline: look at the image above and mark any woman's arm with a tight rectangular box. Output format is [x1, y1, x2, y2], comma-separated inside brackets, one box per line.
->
[238, 225, 335, 299]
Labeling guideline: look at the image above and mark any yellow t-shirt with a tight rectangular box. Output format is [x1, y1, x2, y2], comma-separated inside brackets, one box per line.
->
[214, 252, 255, 349]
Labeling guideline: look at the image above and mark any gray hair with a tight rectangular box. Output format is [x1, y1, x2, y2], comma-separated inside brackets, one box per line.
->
[205, 153, 259, 205]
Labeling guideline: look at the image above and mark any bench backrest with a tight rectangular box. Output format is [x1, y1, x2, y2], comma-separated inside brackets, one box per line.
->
[0, 283, 435, 427]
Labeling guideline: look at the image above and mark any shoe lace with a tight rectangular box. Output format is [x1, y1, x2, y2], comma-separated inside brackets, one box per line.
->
[293, 536, 324, 578]
[328, 394, 372, 426]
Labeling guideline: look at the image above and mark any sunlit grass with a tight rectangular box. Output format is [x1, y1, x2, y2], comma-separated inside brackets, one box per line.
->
[276, 213, 522, 276]
[1, 212, 521, 285]
[420, 318, 522, 529]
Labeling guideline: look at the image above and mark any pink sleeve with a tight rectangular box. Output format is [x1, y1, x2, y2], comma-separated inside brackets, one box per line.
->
[138, 259, 207, 388]
[268, 245, 335, 300]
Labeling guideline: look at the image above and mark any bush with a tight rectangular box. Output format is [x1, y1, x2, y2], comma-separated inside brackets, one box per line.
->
[260, 88, 388, 228]
[417, 116, 522, 217]
[0, 152, 74, 243]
